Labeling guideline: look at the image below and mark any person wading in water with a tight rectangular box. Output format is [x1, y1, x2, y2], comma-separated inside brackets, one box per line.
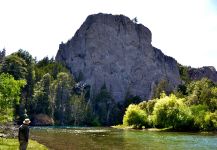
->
[18, 118, 31, 150]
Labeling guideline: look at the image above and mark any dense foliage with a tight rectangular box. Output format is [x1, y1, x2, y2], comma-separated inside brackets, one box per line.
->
[0, 73, 26, 123]
[0, 49, 121, 126]
[123, 78, 217, 131]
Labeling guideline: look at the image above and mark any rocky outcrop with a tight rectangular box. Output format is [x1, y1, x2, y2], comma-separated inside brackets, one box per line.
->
[188, 66, 217, 83]
[56, 13, 181, 102]
[0, 49, 5, 63]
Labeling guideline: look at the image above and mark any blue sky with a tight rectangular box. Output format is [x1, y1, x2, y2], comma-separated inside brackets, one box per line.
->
[0, 0, 216, 69]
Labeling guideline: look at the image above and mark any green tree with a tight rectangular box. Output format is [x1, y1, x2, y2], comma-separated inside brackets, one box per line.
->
[32, 73, 52, 116]
[186, 78, 215, 110]
[35, 57, 69, 82]
[93, 85, 118, 125]
[178, 64, 190, 83]
[53, 72, 75, 125]
[13, 50, 36, 118]
[152, 79, 169, 99]
[123, 104, 148, 129]
[152, 94, 193, 130]
[0, 73, 26, 123]
[70, 94, 87, 126]
[1, 55, 27, 80]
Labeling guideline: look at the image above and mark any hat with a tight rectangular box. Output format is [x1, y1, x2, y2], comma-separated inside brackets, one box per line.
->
[23, 118, 31, 124]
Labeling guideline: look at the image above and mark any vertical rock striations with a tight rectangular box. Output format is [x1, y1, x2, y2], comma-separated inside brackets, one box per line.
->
[56, 13, 181, 102]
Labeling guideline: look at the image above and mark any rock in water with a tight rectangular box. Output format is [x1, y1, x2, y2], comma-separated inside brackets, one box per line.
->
[56, 13, 181, 102]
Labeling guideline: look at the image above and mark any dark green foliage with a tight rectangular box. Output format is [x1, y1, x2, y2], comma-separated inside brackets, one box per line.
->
[93, 85, 120, 125]
[32, 73, 52, 116]
[1, 55, 27, 80]
[35, 57, 69, 82]
[178, 64, 190, 83]
[124, 95, 141, 107]
[15, 49, 35, 65]
[13, 50, 36, 118]
[186, 78, 216, 111]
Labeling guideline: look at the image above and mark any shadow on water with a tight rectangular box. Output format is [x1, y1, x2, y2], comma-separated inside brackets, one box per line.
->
[30, 126, 217, 150]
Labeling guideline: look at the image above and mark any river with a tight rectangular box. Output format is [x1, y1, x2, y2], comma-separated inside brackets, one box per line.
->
[30, 127, 217, 150]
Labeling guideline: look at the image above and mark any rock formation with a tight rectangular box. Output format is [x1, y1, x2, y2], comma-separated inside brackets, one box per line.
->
[56, 13, 181, 102]
[188, 66, 217, 83]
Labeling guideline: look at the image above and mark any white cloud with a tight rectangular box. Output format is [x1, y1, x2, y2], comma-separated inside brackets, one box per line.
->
[0, 0, 216, 69]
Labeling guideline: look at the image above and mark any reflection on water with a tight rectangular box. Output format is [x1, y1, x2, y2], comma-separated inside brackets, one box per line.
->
[30, 127, 217, 150]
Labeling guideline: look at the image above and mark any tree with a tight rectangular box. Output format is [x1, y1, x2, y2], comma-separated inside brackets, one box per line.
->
[32, 73, 52, 116]
[0, 73, 26, 123]
[178, 64, 190, 83]
[13, 49, 36, 117]
[152, 94, 193, 130]
[186, 78, 215, 110]
[53, 72, 75, 125]
[1, 55, 27, 80]
[152, 79, 169, 99]
[132, 17, 138, 23]
[70, 94, 87, 126]
[93, 85, 118, 125]
[35, 57, 69, 81]
[123, 104, 148, 129]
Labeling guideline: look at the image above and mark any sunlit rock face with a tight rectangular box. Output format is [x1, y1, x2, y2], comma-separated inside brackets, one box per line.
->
[56, 13, 181, 102]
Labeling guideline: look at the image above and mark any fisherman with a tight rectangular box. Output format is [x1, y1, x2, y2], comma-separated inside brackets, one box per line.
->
[18, 118, 31, 150]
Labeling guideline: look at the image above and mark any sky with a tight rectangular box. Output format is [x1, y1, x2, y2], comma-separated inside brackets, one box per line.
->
[0, 0, 217, 69]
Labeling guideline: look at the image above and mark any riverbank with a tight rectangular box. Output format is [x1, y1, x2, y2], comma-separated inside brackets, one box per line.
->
[0, 124, 48, 149]
[112, 125, 217, 133]
[0, 138, 48, 150]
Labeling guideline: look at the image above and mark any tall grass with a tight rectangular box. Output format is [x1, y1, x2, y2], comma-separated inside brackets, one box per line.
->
[0, 138, 48, 150]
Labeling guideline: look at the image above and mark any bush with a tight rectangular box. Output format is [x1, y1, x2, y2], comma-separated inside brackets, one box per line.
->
[152, 95, 193, 130]
[123, 104, 148, 129]
[203, 111, 217, 131]
[190, 104, 207, 130]
[139, 99, 157, 115]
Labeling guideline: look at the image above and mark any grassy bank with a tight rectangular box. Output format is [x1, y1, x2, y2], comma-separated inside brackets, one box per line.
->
[0, 138, 48, 150]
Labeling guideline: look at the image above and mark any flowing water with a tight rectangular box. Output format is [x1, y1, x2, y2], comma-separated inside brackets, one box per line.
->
[30, 127, 217, 150]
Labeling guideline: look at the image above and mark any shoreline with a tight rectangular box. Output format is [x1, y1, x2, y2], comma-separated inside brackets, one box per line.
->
[111, 125, 217, 134]
[0, 124, 48, 149]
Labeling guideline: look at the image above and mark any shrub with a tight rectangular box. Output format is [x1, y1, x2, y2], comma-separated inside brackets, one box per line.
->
[123, 104, 148, 129]
[152, 94, 193, 130]
[139, 99, 157, 115]
[190, 104, 207, 129]
[203, 111, 217, 131]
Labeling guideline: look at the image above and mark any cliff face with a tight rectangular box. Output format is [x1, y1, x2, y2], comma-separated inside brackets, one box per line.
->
[188, 66, 217, 83]
[56, 13, 181, 102]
